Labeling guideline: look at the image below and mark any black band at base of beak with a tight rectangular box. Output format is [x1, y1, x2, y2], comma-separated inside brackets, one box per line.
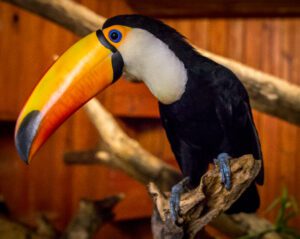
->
[96, 29, 124, 83]
[112, 51, 124, 82]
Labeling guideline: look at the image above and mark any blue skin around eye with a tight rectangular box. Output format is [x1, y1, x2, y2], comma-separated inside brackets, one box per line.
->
[109, 30, 122, 43]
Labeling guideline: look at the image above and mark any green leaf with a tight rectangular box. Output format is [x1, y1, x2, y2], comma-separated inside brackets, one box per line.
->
[265, 197, 280, 213]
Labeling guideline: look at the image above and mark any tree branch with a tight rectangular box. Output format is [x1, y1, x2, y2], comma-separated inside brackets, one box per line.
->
[2, 0, 300, 125]
[0, 195, 123, 239]
[149, 155, 261, 238]
[1, 0, 105, 36]
[61, 195, 123, 239]
[65, 98, 284, 239]
[64, 147, 181, 192]
[69, 99, 180, 191]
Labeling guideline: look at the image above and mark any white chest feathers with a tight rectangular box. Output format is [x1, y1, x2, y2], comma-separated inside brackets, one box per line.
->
[119, 29, 188, 104]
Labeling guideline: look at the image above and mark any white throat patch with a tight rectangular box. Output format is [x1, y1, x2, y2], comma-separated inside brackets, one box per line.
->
[119, 29, 188, 104]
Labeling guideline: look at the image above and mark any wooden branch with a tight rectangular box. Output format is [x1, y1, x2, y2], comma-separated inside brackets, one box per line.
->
[1, 0, 104, 36]
[2, 0, 300, 125]
[82, 99, 182, 192]
[0, 195, 122, 239]
[65, 148, 181, 191]
[36, 215, 59, 239]
[197, 48, 300, 126]
[0, 216, 39, 239]
[0, 202, 58, 239]
[149, 155, 261, 238]
[64, 98, 286, 239]
[0, 216, 59, 239]
[61, 195, 123, 239]
[229, 213, 283, 239]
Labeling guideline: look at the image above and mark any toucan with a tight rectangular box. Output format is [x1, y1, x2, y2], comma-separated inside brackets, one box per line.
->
[15, 15, 263, 221]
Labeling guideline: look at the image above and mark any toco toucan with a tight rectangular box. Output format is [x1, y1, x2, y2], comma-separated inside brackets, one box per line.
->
[15, 15, 263, 221]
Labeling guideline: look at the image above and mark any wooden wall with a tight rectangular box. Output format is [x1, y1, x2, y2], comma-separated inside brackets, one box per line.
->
[0, 0, 299, 237]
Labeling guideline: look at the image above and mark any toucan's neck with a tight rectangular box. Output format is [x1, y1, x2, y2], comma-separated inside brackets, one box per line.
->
[120, 29, 188, 104]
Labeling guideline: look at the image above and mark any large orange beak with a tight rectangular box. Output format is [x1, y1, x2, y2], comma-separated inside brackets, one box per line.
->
[15, 30, 124, 163]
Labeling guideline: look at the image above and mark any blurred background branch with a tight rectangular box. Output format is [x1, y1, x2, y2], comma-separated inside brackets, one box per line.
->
[2, 0, 300, 125]
[0, 195, 123, 239]
[66, 98, 288, 239]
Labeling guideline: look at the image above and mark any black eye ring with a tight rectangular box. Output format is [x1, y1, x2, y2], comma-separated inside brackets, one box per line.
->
[109, 29, 122, 43]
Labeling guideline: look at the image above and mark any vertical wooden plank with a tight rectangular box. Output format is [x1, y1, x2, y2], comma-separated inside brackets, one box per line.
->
[0, 4, 23, 119]
[257, 18, 281, 222]
[207, 19, 228, 56]
[276, 20, 300, 227]
[226, 19, 244, 61]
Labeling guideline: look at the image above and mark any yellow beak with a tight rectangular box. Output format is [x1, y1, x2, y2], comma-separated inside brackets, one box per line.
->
[15, 31, 123, 163]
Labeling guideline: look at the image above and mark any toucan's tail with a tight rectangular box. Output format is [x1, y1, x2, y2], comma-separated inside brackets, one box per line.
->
[226, 182, 260, 214]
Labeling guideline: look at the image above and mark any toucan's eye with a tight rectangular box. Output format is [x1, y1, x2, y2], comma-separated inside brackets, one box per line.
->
[109, 29, 122, 43]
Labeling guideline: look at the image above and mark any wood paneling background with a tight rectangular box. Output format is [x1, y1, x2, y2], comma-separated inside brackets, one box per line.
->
[0, 0, 299, 237]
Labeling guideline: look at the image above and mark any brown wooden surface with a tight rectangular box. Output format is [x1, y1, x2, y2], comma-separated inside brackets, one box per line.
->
[126, 0, 300, 18]
[0, 0, 300, 237]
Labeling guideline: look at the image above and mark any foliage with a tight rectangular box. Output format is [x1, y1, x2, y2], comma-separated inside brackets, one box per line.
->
[238, 188, 300, 239]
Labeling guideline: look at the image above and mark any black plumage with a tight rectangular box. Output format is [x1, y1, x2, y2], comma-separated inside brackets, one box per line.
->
[104, 15, 264, 213]
[159, 63, 263, 213]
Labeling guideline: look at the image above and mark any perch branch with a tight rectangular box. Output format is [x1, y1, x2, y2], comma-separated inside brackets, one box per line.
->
[149, 155, 261, 238]
[65, 99, 285, 239]
[2, 0, 300, 125]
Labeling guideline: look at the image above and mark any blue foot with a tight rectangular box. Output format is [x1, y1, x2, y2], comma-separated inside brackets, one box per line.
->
[214, 153, 232, 190]
[169, 177, 190, 223]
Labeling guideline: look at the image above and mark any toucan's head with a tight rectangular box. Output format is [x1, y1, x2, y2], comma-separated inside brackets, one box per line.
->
[15, 15, 192, 163]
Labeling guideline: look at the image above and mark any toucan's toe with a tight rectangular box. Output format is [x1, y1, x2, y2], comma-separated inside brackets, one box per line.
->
[169, 177, 190, 224]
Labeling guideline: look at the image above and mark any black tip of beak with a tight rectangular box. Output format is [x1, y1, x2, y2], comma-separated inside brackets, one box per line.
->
[15, 110, 41, 164]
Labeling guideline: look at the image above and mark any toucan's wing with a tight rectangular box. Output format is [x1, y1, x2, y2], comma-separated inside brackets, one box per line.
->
[159, 105, 210, 187]
[212, 66, 264, 185]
